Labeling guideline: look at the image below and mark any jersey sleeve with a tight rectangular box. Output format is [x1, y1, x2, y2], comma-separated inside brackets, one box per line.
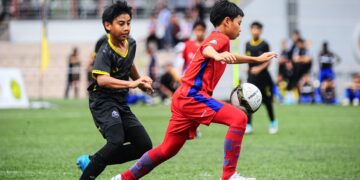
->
[245, 42, 251, 56]
[92, 50, 111, 79]
[264, 41, 270, 52]
[200, 34, 229, 53]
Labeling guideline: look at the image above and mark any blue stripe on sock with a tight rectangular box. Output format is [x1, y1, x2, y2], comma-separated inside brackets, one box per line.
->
[224, 139, 233, 151]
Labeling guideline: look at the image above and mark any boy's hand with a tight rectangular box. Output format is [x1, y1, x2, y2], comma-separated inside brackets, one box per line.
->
[214, 51, 236, 64]
[139, 82, 154, 95]
[136, 76, 154, 95]
[256, 52, 277, 62]
[129, 76, 151, 88]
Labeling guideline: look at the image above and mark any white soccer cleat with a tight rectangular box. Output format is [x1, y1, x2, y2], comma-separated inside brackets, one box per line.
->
[111, 174, 122, 180]
[245, 124, 253, 134]
[353, 99, 359, 106]
[268, 120, 278, 135]
[222, 172, 256, 180]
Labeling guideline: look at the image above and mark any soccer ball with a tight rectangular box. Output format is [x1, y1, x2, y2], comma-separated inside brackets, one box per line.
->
[230, 83, 262, 114]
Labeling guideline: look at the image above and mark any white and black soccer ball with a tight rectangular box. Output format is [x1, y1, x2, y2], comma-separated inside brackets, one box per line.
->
[230, 83, 262, 114]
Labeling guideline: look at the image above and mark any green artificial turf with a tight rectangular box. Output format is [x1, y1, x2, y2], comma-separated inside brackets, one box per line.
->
[0, 99, 359, 179]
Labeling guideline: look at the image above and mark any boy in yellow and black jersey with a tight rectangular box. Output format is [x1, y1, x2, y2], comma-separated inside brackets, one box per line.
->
[245, 21, 278, 134]
[77, 1, 154, 179]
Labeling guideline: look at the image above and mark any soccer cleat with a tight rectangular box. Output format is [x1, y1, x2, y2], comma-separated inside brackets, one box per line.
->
[353, 99, 359, 106]
[111, 174, 122, 180]
[221, 172, 256, 180]
[76, 155, 90, 172]
[269, 120, 278, 134]
[245, 124, 253, 134]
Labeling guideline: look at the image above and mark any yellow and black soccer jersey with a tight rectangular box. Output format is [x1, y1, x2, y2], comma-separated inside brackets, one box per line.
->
[245, 39, 271, 74]
[94, 34, 109, 54]
[246, 39, 273, 87]
[88, 36, 136, 96]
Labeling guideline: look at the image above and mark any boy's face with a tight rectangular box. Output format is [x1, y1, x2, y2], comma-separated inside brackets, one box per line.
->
[225, 15, 242, 40]
[292, 32, 300, 42]
[297, 41, 305, 49]
[105, 14, 131, 41]
[250, 26, 262, 39]
[353, 76, 360, 84]
[193, 25, 206, 41]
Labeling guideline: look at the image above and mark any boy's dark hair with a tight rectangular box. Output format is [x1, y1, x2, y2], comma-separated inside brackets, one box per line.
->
[297, 38, 305, 44]
[210, 0, 244, 27]
[250, 21, 263, 29]
[192, 20, 207, 30]
[102, 1, 132, 33]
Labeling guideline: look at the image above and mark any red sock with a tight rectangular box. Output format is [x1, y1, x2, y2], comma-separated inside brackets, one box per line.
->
[213, 103, 247, 180]
[121, 133, 187, 180]
[222, 127, 245, 179]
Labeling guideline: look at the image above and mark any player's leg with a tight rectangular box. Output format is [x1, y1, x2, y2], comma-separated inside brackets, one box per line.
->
[262, 85, 278, 134]
[107, 125, 152, 165]
[245, 77, 256, 134]
[107, 105, 153, 165]
[245, 113, 253, 134]
[114, 128, 188, 180]
[354, 89, 360, 106]
[80, 123, 125, 180]
[212, 103, 249, 180]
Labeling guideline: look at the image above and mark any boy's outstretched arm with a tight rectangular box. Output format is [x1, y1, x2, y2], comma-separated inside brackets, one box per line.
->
[232, 52, 277, 64]
[202, 46, 277, 64]
[203, 46, 237, 62]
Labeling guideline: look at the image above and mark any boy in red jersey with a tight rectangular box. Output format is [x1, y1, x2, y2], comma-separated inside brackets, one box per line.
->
[182, 20, 207, 72]
[112, 1, 277, 180]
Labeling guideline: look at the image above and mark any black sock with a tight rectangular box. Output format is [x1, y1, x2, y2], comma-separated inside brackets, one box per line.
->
[80, 124, 124, 180]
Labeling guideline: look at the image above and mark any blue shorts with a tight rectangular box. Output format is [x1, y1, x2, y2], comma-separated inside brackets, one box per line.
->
[319, 68, 335, 82]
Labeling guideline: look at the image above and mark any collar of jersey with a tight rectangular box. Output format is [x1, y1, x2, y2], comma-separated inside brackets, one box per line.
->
[108, 37, 129, 58]
[250, 38, 263, 46]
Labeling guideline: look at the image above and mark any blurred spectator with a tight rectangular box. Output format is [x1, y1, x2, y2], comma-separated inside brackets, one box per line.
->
[180, 12, 195, 41]
[343, 74, 360, 106]
[288, 38, 312, 90]
[318, 41, 340, 83]
[163, 13, 181, 48]
[245, 21, 277, 134]
[277, 40, 292, 84]
[287, 30, 302, 61]
[65, 47, 81, 99]
[182, 20, 206, 72]
[146, 15, 161, 50]
[276, 40, 293, 102]
[147, 44, 158, 82]
[156, 2, 171, 44]
[159, 63, 180, 104]
[320, 78, 337, 104]
[298, 75, 315, 104]
[193, 0, 205, 21]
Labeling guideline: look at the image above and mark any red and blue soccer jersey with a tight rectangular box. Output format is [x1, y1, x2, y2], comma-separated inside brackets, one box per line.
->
[169, 31, 231, 139]
[182, 40, 200, 71]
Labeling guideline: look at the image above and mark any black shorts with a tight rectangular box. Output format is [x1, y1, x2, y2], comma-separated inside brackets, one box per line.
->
[89, 92, 142, 138]
[248, 72, 274, 100]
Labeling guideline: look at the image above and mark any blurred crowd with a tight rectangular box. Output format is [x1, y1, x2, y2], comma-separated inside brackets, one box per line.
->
[60, 1, 360, 107]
